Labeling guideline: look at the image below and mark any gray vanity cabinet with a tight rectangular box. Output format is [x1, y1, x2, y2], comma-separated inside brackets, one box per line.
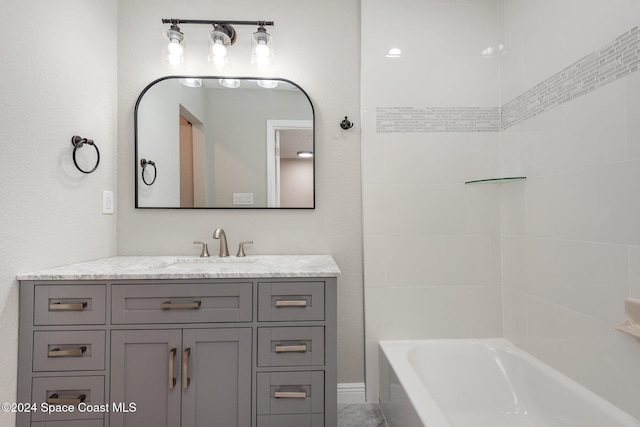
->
[18, 272, 337, 427]
[110, 328, 252, 427]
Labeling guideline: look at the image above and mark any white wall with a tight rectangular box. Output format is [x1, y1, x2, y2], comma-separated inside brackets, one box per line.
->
[500, 0, 640, 418]
[362, 0, 503, 401]
[0, 0, 118, 423]
[280, 158, 314, 207]
[116, 0, 363, 383]
[208, 88, 311, 207]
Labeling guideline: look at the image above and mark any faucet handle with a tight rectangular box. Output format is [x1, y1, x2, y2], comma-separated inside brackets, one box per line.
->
[193, 241, 210, 258]
[236, 241, 253, 257]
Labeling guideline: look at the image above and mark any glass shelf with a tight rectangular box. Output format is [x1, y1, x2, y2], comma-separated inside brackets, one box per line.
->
[465, 176, 527, 185]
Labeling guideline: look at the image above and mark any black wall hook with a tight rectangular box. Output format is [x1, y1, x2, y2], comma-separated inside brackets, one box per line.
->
[340, 116, 354, 130]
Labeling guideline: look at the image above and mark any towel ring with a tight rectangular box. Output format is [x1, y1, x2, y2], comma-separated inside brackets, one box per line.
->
[71, 136, 100, 174]
[140, 158, 157, 186]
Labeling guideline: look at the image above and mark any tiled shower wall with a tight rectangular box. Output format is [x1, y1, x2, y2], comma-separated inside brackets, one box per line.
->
[362, 0, 503, 401]
[500, 0, 640, 419]
[363, 0, 640, 416]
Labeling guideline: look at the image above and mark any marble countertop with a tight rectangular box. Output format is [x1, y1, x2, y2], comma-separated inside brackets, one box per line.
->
[17, 255, 341, 281]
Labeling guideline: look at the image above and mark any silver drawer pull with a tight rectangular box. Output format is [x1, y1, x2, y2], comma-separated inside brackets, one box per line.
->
[49, 302, 88, 311]
[275, 300, 308, 308]
[47, 393, 86, 405]
[162, 301, 202, 310]
[48, 346, 87, 357]
[275, 344, 307, 353]
[274, 391, 307, 399]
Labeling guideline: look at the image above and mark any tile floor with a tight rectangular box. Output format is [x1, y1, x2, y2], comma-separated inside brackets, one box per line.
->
[337, 403, 388, 427]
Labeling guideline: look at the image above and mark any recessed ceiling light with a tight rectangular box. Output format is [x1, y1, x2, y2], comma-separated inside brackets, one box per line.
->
[386, 48, 402, 57]
[297, 151, 313, 158]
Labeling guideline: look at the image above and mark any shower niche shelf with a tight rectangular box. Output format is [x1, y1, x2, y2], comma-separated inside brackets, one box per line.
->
[616, 298, 640, 340]
[465, 176, 527, 185]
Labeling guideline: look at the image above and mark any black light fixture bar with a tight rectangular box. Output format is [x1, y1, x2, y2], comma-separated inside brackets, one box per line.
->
[161, 19, 274, 27]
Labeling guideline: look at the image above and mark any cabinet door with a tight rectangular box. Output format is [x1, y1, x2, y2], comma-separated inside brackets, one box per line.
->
[111, 330, 182, 427]
[182, 328, 252, 427]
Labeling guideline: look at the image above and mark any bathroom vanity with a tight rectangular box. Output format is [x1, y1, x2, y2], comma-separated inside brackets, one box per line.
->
[16, 255, 339, 427]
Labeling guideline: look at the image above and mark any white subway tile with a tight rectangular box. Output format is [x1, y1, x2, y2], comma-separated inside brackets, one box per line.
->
[503, 236, 628, 324]
[386, 234, 494, 287]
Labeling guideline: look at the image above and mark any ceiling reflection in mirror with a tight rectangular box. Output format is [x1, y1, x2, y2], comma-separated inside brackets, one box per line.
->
[135, 77, 314, 208]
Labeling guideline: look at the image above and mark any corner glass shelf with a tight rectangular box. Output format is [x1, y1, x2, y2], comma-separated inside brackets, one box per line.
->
[465, 176, 527, 185]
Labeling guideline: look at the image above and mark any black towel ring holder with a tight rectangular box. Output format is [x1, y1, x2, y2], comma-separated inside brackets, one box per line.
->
[140, 159, 157, 186]
[71, 136, 100, 174]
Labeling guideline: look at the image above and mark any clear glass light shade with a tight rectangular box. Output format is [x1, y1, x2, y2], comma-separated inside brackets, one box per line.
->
[252, 27, 273, 69]
[257, 80, 278, 89]
[163, 28, 184, 67]
[179, 78, 202, 88]
[219, 78, 241, 89]
[209, 28, 231, 70]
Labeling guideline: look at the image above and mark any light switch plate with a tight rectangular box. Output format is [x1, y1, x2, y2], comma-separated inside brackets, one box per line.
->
[102, 190, 114, 214]
[233, 193, 254, 205]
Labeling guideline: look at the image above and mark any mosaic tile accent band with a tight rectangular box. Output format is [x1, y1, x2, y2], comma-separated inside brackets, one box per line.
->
[375, 25, 639, 133]
[376, 107, 500, 133]
[501, 25, 639, 129]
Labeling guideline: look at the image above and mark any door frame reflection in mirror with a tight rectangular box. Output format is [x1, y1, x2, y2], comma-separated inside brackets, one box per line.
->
[266, 120, 314, 207]
[134, 76, 315, 209]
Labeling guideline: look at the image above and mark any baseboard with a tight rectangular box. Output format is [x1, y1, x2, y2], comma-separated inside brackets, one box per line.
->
[337, 382, 366, 404]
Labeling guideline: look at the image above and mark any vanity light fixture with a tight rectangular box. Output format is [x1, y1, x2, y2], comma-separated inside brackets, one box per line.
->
[257, 79, 279, 89]
[297, 151, 314, 158]
[219, 78, 241, 88]
[252, 24, 273, 69]
[163, 23, 185, 66]
[162, 19, 274, 70]
[179, 78, 202, 87]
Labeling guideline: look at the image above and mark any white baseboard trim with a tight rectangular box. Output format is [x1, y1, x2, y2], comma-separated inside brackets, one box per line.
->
[337, 382, 366, 404]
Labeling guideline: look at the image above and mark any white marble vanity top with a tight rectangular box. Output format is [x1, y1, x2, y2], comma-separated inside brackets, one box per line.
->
[17, 255, 341, 281]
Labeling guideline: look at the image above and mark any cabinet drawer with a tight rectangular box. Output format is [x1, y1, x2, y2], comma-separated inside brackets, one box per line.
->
[34, 285, 106, 326]
[33, 331, 105, 372]
[257, 371, 324, 415]
[258, 327, 324, 367]
[31, 376, 104, 422]
[111, 283, 252, 324]
[258, 282, 324, 322]
[257, 414, 324, 427]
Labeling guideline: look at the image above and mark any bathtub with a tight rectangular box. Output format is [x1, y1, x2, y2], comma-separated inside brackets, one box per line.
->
[378, 339, 640, 427]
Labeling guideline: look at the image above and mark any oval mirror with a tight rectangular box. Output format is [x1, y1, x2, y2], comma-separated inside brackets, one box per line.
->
[135, 76, 314, 208]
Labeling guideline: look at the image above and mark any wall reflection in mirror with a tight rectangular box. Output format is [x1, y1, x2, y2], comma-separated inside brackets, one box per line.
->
[135, 77, 314, 208]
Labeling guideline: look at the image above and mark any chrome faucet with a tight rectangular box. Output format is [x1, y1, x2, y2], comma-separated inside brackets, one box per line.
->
[212, 228, 229, 257]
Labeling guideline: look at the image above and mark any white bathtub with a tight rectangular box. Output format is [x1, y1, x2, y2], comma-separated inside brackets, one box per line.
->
[378, 339, 640, 427]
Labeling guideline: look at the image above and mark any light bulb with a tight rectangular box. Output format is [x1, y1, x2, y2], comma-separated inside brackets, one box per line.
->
[212, 55, 226, 70]
[167, 39, 183, 56]
[211, 39, 227, 57]
[167, 54, 182, 66]
[255, 41, 270, 58]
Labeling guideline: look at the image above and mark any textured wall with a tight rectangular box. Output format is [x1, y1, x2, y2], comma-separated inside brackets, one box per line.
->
[0, 0, 118, 423]
[116, 0, 364, 383]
